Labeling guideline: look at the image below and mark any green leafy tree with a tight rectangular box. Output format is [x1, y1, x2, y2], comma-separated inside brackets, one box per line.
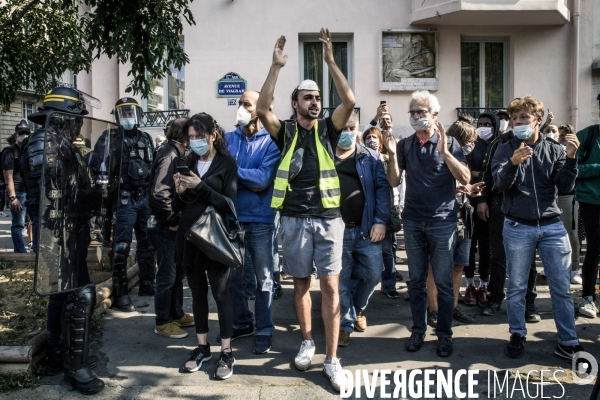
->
[0, 0, 194, 111]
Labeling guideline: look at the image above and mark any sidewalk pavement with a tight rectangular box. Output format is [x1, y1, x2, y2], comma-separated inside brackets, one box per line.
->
[1, 233, 599, 399]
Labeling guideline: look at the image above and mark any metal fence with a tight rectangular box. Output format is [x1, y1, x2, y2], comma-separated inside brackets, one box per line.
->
[141, 109, 190, 127]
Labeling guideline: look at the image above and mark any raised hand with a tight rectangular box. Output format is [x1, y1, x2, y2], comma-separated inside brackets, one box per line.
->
[382, 130, 397, 155]
[510, 142, 533, 165]
[272, 36, 288, 68]
[564, 133, 580, 159]
[435, 121, 448, 155]
[319, 28, 334, 64]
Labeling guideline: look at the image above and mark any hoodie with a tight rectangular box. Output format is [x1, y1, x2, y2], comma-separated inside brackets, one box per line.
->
[466, 112, 500, 185]
[225, 126, 282, 223]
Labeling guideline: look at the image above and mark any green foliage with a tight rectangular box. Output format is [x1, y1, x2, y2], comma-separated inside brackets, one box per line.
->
[0, 0, 195, 111]
[0, 364, 44, 393]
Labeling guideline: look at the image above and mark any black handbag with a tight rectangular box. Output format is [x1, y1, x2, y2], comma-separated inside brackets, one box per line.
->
[185, 196, 246, 269]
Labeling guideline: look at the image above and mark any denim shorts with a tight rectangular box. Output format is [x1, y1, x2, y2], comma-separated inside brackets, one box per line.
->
[280, 216, 344, 277]
[453, 237, 472, 267]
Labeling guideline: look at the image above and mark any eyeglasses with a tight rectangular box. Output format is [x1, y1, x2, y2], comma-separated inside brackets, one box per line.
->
[408, 109, 429, 117]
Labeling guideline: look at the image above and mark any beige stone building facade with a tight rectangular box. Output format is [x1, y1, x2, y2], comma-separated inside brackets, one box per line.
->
[2, 0, 599, 144]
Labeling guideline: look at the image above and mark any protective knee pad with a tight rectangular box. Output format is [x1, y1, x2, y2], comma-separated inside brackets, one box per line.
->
[62, 284, 96, 371]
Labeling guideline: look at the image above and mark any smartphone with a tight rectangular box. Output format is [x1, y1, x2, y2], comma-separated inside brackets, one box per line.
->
[380, 100, 386, 105]
[176, 165, 191, 176]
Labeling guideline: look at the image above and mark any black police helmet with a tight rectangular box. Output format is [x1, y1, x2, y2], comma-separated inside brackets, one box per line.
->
[15, 119, 31, 135]
[114, 97, 143, 125]
[28, 87, 89, 125]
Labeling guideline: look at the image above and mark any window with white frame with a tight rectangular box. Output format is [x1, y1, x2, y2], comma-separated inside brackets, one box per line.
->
[22, 102, 36, 130]
[299, 34, 353, 109]
[146, 41, 185, 112]
[461, 37, 509, 109]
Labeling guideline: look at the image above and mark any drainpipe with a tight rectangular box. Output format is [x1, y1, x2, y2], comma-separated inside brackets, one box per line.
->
[572, 0, 580, 131]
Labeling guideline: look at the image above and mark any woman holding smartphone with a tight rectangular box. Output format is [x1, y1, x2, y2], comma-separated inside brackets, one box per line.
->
[173, 112, 238, 379]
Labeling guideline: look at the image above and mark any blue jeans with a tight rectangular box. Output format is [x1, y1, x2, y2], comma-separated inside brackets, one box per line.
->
[229, 222, 275, 336]
[148, 222, 184, 326]
[404, 219, 456, 339]
[503, 219, 578, 345]
[114, 194, 154, 282]
[10, 192, 27, 253]
[381, 232, 397, 292]
[339, 226, 383, 333]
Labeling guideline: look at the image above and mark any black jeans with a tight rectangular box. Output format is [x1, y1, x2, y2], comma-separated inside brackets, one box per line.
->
[148, 222, 184, 325]
[185, 253, 233, 339]
[486, 194, 538, 304]
[465, 211, 490, 281]
[580, 202, 600, 300]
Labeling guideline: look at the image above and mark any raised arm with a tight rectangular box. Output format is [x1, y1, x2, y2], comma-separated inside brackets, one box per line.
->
[436, 122, 470, 185]
[257, 36, 287, 139]
[321, 28, 355, 131]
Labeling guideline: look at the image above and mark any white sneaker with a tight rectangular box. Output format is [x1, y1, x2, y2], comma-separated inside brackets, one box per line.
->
[571, 271, 583, 285]
[323, 357, 346, 392]
[579, 296, 598, 318]
[294, 340, 315, 371]
[21, 229, 28, 237]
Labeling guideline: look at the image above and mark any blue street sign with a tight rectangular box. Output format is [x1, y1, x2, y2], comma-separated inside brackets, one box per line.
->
[216, 72, 247, 98]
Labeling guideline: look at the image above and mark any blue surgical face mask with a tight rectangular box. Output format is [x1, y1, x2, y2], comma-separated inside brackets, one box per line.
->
[337, 131, 356, 149]
[121, 118, 136, 131]
[513, 124, 534, 140]
[189, 138, 210, 156]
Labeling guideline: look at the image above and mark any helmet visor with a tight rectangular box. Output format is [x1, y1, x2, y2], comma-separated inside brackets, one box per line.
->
[115, 104, 143, 126]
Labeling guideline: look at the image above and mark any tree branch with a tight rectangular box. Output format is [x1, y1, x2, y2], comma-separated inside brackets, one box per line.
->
[0, 0, 41, 33]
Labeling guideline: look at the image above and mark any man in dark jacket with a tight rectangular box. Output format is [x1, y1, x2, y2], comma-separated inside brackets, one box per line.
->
[463, 112, 499, 306]
[576, 94, 600, 318]
[477, 111, 539, 320]
[336, 113, 389, 347]
[492, 95, 583, 360]
[148, 117, 195, 338]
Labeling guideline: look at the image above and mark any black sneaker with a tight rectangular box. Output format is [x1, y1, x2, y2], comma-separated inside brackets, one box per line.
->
[273, 287, 283, 300]
[253, 335, 272, 354]
[138, 281, 155, 296]
[405, 332, 426, 352]
[214, 349, 235, 380]
[505, 334, 526, 359]
[437, 337, 453, 357]
[427, 309, 438, 328]
[555, 343, 585, 360]
[453, 306, 474, 323]
[525, 303, 541, 323]
[216, 326, 254, 343]
[183, 344, 212, 372]
[395, 271, 404, 281]
[382, 290, 400, 299]
[482, 300, 502, 316]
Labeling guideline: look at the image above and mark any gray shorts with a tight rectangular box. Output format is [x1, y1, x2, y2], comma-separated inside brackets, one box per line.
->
[280, 216, 344, 278]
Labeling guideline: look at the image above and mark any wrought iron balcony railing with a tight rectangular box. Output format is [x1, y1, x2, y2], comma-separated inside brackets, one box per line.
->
[142, 109, 190, 127]
[456, 107, 505, 122]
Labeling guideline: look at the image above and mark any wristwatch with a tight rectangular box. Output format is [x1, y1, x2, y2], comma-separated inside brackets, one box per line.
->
[9, 196, 16, 202]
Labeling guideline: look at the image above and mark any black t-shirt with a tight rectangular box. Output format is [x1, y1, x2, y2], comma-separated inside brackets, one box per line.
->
[2, 145, 24, 193]
[334, 150, 364, 225]
[275, 117, 341, 218]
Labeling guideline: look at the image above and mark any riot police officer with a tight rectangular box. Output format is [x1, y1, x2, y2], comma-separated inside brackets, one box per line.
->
[111, 97, 156, 312]
[24, 86, 109, 395]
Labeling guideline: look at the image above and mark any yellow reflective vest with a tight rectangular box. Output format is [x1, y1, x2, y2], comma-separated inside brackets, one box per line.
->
[271, 120, 340, 209]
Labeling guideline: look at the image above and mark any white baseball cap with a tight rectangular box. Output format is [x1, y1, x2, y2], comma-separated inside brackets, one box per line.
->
[297, 79, 320, 91]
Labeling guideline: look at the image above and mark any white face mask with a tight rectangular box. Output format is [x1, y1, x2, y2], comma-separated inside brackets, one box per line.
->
[17, 134, 27, 144]
[476, 127, 493, 141]
[499, 119, 509, 132]
[236, 107, 255, 127]
[409, 117, 430, 132]
[462, 143, 475, 155]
